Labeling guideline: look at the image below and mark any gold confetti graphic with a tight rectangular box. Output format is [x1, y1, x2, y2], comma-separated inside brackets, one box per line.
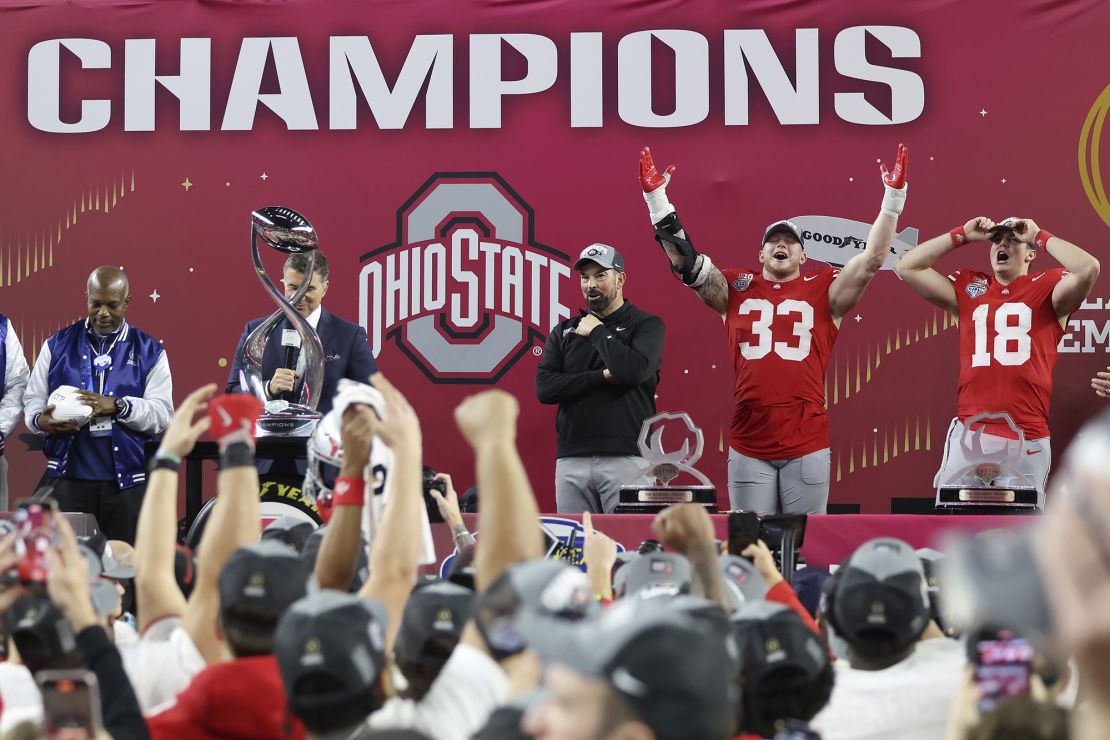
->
[0, 171, 136, 287]
[835, 411, 932, 482]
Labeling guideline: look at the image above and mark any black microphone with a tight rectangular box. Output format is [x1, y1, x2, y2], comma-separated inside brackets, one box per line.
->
[280, 329, 301, 400]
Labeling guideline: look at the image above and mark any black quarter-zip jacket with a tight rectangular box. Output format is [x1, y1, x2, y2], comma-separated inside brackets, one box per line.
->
[535, 301, 665, 458]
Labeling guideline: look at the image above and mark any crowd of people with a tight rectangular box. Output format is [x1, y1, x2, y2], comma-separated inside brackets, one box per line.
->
[0, 142, 1104, 738]
[0, 370, 1105, 739]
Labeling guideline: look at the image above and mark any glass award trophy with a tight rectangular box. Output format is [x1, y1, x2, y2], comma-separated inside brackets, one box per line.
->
[615, 412, 718, 513]
[935, 412, 1042, 513]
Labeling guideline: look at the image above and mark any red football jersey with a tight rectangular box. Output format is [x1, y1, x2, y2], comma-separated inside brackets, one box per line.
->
[948, 267, 1067, 439]
[720, 265, 840, 459]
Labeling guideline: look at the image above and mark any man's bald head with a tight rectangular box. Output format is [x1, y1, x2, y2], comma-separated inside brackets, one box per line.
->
[87, 266, 129, 296]
[86, 266, 131, 334]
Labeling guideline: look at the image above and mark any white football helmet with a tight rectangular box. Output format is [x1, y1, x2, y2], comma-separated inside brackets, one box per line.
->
[303, 380, 393, 521]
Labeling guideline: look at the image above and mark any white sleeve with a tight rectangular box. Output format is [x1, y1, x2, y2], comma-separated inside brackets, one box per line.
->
[23, 342, 52, 435]
[118, 351, 173, 435]
[0, 322, 30, 439]
[367, 644, 507, 740]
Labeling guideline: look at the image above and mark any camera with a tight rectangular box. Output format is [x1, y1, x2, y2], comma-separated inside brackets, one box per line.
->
[423, 466, 448, 523]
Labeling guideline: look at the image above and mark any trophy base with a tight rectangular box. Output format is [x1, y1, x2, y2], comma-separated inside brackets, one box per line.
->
[935, 485, 1041, 514]
[613, 485, 717, 514]
[256, 402, 322, 438]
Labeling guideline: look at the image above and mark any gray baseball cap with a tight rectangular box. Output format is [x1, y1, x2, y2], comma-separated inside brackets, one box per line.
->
[574, 243, 625, 273]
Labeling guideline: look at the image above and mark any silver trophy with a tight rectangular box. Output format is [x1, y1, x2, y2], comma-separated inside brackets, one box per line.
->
[238, 206, 325, 437]
[616, 412, 717, 513]
[935, 411, 1041, 511]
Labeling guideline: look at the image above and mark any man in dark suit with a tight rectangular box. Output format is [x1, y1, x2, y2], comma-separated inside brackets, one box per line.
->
[227, 251, 377, 413]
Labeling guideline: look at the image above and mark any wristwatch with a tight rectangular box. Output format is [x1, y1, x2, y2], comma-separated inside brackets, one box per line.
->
[113, 398, 126, 418]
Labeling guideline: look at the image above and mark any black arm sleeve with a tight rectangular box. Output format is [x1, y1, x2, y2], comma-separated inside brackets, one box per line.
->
[75, 626, 149, 740]
[535, 326, 606, 404]
[588, 316, 665, 386]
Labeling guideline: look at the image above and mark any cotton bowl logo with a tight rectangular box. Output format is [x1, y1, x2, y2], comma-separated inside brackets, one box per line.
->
[359, 173, 571, 383]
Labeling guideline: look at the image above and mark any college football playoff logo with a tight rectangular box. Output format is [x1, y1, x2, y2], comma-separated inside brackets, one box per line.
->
[359, 173, 572, 383]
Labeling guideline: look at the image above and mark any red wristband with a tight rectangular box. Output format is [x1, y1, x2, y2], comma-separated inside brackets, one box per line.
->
[333, 476, 365, 507]
[949, 226, 970, 248]
[1033, 229, 1054, 249]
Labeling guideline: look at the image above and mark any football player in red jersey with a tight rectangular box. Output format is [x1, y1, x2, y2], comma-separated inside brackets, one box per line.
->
[639, 145, 908, 514]
[895, 216, 1099, 504]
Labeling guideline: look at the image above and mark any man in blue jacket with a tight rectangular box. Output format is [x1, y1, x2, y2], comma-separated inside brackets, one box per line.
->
[226, 251, 377, 414]
[25, 266, 173, 542]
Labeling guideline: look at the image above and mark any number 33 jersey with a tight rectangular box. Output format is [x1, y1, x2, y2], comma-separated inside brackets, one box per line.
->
[721, 266, 840, 459]
[948, 268, 1067, 439]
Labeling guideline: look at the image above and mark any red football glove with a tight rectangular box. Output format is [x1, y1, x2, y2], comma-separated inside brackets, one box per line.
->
[208, 394, 262, 449]
[880, 143, 908, 189]
[639, 147, 675, 193]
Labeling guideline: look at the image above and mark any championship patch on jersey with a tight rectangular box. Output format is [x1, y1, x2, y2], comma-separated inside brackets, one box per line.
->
[966, 278, 988, 299]
[733, 273, 754, 292]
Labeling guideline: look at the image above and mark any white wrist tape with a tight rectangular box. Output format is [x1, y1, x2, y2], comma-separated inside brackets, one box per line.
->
[689, 254, 714, 288]
[881, 182, 907, 216]
[644, 187, 675, 224]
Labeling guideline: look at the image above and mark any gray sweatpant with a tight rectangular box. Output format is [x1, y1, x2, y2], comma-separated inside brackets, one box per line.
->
[555, 456, 648, 514]
[727, 447, 830, 514]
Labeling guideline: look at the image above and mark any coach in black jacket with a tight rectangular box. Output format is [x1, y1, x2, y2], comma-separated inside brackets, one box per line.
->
[227, 251, 377, 414]
[536, 243, 665, 513]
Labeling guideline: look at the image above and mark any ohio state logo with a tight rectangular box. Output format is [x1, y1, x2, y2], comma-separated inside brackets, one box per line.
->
[358, 173, 571, 383]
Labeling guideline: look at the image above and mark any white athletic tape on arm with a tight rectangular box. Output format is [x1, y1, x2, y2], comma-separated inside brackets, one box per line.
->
[689, 254, 713, 288]
[644, 187, 675, 224]
[881, 182, 907, 217]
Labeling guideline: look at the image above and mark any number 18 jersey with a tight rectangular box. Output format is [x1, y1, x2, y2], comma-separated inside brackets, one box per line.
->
[948, 268, 1066, 439]
[721, 266, 840, 459]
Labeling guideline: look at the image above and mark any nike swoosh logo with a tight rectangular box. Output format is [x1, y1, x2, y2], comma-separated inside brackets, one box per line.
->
[803, 275, 818, 281]
[1025, 449, 1041, 455]
[1031, 274, 1044, 281]
[615, 327, 627, 331]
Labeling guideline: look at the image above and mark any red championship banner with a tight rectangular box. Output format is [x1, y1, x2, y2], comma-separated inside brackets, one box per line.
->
[2, 0, 1108, 512]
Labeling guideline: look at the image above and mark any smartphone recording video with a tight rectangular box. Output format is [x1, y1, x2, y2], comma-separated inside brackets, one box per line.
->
[37, 669, 102, 739]
[973, 632, 1034, 714]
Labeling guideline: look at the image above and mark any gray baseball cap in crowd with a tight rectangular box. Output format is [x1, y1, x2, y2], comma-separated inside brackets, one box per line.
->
[79, 534, 134, 580]
[573, 243, 625, 273]
[618, 551, 690, 600]
[219, 540, 308, 651]
[275, 590, 390, 735]
[518, 595, 735, 739]
[826, 537, 930, 649]
[395, 581, 475, 667]
[730, 601, 828, 688]
[261, 516, 318, 554]
[473, 559, 598, 659]
[762, 220, 805, 247]
[720, 554, 767, 611]
[76, 541, 123, 616]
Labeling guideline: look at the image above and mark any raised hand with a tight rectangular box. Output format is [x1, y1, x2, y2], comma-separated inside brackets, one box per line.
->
[1010, 218, 1042, 244]
[158, 384, 216, 458]
[964, 217, 997, 242]
[879, 143, 909, 216]
[639, 147, 675, 193]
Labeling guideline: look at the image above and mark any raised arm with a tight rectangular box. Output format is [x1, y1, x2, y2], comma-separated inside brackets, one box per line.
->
[454, 390, 545, 591]
[640, 147, 729, 316]
[829, 144, 907, 320]
[314, 405, 376, 592]
[894, 217, 997, 315]
[357, 375, 424, 651]
[180, 393, 263, 664]
[1008, 220, 1100, 319]
[134, 384, 215, 632]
